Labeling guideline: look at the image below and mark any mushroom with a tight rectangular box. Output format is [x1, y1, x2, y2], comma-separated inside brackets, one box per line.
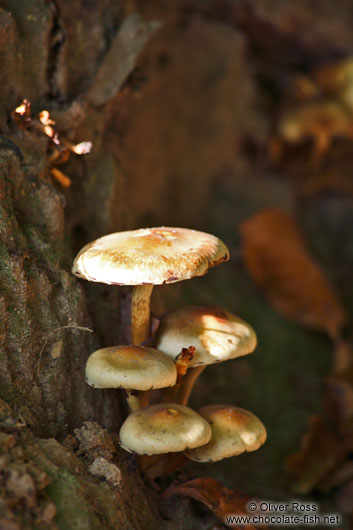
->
[185, 404, 267, 462]
[314, 57, 353, 110]
[156, 306, 257, 404]
[157, 306, 257, 366]
[119, 403, 212, 455]
[85, 345, 177, 410]
[277, 101, 353, 161]
[72, 227, 229, 345]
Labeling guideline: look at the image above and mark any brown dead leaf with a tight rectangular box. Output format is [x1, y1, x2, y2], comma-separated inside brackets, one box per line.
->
[240, 208, 345, 339]
[326, 376, 353, 427]
[285, 339, 353, 494]
[163, 477, 261, 529]
[325, 342, 353, 438]
[336, 477, 353, 515]
[175, 346, 196, 382]
[287, 341, 353, 494]
[332, 340, 352, 375]
[319, 460, 353, 492]
[286, 416, 346, 494]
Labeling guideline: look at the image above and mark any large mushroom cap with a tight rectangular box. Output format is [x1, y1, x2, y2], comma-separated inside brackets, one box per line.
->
[119, 403, 212, 455]
[85, 345, 177, 390]
[156, 307, 257, 366]
[72, 227, 229, 285]
[185, 404, 267, 462]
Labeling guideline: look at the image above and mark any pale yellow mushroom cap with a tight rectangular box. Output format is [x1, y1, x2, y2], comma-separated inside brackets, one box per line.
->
[119, 403, 212, 455]
[85, 345, 177, 390]
[72, 227, 229, 286]
[156, 307, 257, 366]
[185, 404, 267, 462]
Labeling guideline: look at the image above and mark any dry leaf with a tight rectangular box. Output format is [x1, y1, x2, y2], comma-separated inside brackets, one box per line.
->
[326, 376, 353, 426]
[336, 478, 353, 515]
[286, 343, 353, 494]
[175, 346, 196, 382]
[241, 209, 353, 495]
[319, 460, 353, 492]
[240, 208, 345, 339]
[163, 477, 260, 529]
[328, 342, 353, 428]
[286, 416, 345, 494]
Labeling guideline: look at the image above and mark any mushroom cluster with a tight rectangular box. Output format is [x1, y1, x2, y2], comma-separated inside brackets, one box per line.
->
[72, 226, 266, 465]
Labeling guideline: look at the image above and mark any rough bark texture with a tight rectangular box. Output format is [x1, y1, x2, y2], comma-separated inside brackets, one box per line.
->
[1, 0, 353, 528]
[0, 2, 209, 529]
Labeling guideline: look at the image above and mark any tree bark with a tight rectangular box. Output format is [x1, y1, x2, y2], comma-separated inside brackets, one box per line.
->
[0, 2, 197, 528]
[3, 0, 352, 527]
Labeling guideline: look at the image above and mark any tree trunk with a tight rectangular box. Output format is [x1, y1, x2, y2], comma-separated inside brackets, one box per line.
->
[3, 0, 353, 528]
[0, 2, 209, 528]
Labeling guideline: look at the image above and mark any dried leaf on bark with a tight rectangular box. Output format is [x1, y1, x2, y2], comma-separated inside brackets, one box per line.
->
[240, 208, 345, 338]
[163, 477, 260, 529]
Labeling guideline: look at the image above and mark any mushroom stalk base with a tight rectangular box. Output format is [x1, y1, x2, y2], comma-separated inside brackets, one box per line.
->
[177, 366, 206, 406]
[131, 284, 153, 344]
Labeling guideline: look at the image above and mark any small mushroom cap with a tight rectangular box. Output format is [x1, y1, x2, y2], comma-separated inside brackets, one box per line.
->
[185, 404, 267, 462]
[119, 403, 212, 455]
[72, 227, 229, 286]
[85, 345, 177, 390]
[156, 307, 257, 366]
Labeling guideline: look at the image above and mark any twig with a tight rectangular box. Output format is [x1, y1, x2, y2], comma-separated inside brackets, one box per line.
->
[37, 325, 93, 376]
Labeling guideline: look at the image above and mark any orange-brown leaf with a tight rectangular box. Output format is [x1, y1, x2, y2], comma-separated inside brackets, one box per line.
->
[240, 208, 344, 338]
[163, 477, 260, 529]
[175, 346, 196, 382]
[286, 416, 345, 494]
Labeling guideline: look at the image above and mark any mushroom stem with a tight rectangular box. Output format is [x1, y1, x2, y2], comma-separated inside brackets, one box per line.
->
[131, 284, 153, 344]
[139, 390, 151, 408]
[130, 284, 153, 410]
[177, 366, 206, 406]
[161, 384, 179, 404]
[126, 390, 141, 412]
